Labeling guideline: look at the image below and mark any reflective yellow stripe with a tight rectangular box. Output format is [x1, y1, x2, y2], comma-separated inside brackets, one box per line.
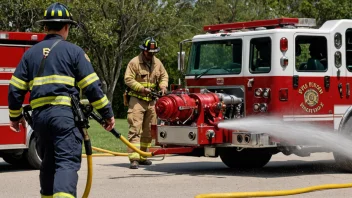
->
[131, 143, 140, 149]
[66, 9, 70, 16]
[51, 9, 55, 16]
[30, 75, 75, 90]
[91, 95, 109, 110]
[41, 195, 53, 198]
[30, 96, 71, 109]
[10, 76, 28, 90]
[58, 10, 62, 16]
[140, 142, 151, 148]
[53, 192, 74, 198]
[145, 39, 150, 47]
[78, 73, 99, 89]
[140, 82, 156, 88]
[128, 92, 152, 102]
[128, 152, 140, 160]
[9, 108, 23, 118]
[131, 82, 143, 92]
[44, 10, 47, 16]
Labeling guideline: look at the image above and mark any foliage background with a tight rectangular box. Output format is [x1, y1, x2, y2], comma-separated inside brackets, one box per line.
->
[1, 0, 351, 118]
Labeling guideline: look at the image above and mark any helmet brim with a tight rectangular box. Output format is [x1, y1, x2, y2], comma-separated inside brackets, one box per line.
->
[139, 45, 160, 53]
[36, 19, 78, 27]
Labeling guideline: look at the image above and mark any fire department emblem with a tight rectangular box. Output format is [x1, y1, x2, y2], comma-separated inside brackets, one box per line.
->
[304, 89, 319, 107]
[84, 54, 91, 62]
[298, 82, 324, 113]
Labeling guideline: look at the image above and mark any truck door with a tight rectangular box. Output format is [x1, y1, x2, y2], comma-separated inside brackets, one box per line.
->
[341, 28, 352, 129]
[0, 40, 27, 145]
[292, 34, 334, 122]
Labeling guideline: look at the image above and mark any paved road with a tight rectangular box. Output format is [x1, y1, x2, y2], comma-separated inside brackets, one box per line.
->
[1, 152, 352, 198]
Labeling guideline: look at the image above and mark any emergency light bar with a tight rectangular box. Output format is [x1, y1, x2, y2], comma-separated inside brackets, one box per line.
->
[203, 18, 316, 33]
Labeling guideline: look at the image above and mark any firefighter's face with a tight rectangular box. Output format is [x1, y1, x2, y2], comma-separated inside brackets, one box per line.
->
[143, 50, 155, 60]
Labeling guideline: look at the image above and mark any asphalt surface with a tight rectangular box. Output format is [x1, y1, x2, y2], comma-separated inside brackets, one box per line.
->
[1, 152, 352, 198]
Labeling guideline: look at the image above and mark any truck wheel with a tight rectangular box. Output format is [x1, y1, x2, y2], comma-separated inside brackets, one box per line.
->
[219, 148, 272, 169]
[25, 135, 42, 169]
[333, 152, 352, 172]
[333, 113, 352, 172]
[2, 152, 27, 167]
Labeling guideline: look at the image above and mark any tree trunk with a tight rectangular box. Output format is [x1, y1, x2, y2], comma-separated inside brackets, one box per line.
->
[106, 84, 114, 104]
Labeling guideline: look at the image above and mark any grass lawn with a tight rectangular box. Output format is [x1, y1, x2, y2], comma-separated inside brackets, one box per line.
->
[84, 119, 129, 153]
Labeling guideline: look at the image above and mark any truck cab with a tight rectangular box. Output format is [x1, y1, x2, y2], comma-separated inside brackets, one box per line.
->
[153, 18, 352, 171]
[0, 32, 45, 169]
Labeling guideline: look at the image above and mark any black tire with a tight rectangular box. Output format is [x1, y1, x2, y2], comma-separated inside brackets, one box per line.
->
[333, 114, 352, 172]
[25, 135, 42, 169]
[333, 152, 352, 172]
[219, 148, 272, 169]
[2, 152, 28, 167]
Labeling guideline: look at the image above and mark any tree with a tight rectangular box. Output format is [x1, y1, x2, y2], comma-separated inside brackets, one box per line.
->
[0, 0, 50, 31]
[68, 0, 181, 104]
[299, 0, 352, 26]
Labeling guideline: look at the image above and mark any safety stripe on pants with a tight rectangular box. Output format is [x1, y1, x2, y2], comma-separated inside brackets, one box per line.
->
[53, 192, 74, 198]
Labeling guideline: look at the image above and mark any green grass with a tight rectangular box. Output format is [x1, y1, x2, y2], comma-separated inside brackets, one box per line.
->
[84, 119, 129, 153]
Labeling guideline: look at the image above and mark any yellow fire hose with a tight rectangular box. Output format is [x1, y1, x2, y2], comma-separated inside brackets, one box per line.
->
[80, 128, 92, 198]
[194, 183, 352, 198]
[81, 127, 152, 198]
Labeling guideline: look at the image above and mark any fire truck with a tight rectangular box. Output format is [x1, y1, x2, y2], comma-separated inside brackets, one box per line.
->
[152, 18, 352, 171]
[0, 32, 45, 169]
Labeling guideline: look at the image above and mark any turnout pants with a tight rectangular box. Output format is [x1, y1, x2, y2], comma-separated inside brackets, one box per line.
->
[127, 96, 156, 162]
[33, 105, 83, 198]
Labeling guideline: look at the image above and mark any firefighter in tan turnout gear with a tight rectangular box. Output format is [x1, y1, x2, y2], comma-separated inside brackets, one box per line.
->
[124, 37, 168, 169]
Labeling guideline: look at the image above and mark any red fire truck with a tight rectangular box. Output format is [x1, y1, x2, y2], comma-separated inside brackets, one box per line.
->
[153, 18, 352, 171]
[0, 31, 45, 169]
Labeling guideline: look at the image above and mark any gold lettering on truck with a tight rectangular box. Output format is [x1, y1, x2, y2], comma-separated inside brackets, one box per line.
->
[298, 82, 324, 113]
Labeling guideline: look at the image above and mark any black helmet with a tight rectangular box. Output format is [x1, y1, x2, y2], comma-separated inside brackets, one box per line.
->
[36, 3, 77, 27]
[139, 37, 160, 53]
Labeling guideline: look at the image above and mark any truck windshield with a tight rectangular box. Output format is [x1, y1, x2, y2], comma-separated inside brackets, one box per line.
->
[186, 39, 242, 77]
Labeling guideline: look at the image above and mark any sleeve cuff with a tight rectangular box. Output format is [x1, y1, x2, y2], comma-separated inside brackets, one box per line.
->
[9, 114, 23, 122]
[97, 106, 114, 119]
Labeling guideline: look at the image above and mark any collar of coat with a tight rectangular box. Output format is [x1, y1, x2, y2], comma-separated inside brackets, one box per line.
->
[138, 52, 154, 68]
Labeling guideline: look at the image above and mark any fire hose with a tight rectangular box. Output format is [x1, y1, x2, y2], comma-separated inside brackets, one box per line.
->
[194, 183, 352, 198]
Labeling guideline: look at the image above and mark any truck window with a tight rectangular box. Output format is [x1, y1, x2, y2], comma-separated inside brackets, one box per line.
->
[249, 37, 271, 73]
[346, 29, 352, 71]
[186, 39, 242, 76]
[295, 36, 327, 72]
